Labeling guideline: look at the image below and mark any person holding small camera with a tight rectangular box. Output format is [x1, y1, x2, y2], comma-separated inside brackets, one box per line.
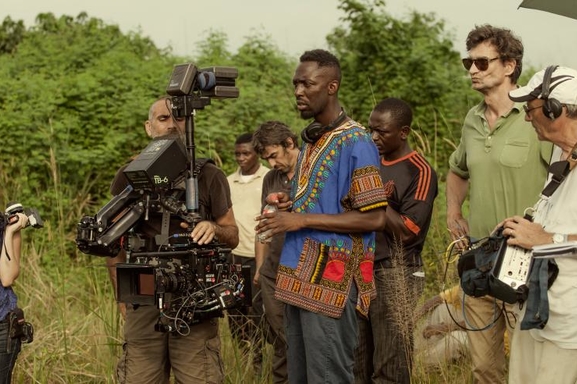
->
[252, 120, 301, 384]
[0, 211, 28, 383]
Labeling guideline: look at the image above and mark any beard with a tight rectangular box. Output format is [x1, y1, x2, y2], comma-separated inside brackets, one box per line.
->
[300, 109, 315, 120]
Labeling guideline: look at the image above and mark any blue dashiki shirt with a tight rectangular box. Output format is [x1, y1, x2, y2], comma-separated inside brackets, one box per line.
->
[275, 119, 388, 318]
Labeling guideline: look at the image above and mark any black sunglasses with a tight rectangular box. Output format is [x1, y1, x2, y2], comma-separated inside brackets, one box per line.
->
[462, 56, 501, 71]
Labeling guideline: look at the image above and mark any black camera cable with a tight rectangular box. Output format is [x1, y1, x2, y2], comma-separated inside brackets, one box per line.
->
[439, 235, 506, 332]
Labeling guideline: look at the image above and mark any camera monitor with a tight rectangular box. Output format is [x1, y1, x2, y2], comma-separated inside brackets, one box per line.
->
[123, 137, 187, 190]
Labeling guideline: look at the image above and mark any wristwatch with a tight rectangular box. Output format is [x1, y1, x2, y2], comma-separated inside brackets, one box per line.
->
[552, 233, 567, 244]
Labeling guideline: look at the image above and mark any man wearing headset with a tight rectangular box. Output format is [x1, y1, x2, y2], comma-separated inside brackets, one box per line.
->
[503, 66, 577, 384]
[255, 49, 388, 383]
[446, 25, 551, 384]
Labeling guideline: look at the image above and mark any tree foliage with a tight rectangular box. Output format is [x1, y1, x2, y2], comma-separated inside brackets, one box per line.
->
[0, 16, 25, 54]
[0, 13, 178, 250]
[0, 14, 174, 181]
[0, 4, 476, 262]
[331, 0, 478, 168]
[0, 14, 302, 259]
[192, 30, 300, 169]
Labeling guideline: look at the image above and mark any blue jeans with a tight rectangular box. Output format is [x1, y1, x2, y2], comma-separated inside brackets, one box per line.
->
[0, 321, 20, 384]
[285, 284, 358, 384]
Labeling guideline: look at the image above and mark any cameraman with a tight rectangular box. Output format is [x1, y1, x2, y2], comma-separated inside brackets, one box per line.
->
[106, 97, 239, 384]
[0, 211, 28, 382]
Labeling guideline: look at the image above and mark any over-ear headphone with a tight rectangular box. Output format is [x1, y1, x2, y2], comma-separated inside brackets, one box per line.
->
[300, 110, 348, 144]
[541, 65, 563, 120]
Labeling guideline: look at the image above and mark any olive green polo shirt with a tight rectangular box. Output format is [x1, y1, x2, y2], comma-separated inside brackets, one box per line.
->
[449, 101, 552, 239]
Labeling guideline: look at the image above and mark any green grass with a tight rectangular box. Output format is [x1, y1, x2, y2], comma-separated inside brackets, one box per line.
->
[9, 203, 476, 384]
[12, 248, 275, 383]
[6, 119, 479, 383]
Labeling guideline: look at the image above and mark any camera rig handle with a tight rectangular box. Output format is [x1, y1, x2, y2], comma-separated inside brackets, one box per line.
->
[76, 185, 144, 257]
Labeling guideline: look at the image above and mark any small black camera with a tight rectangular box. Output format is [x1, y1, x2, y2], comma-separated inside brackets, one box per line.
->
[5, 202, 43, 229]
[8, 308, 34, 344]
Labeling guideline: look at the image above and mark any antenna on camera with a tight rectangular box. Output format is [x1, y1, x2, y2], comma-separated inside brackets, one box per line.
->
[165, 64, 239, 218]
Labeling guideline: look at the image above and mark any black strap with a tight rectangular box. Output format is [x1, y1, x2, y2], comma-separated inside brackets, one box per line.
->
[541, 143, 577, 198]
[172, 158, 215, 187]
[154, 209, 171, 247]
[194, 158, 215, 177]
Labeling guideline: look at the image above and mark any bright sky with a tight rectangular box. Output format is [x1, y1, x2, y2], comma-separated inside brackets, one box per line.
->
[4, 0, 577, 71]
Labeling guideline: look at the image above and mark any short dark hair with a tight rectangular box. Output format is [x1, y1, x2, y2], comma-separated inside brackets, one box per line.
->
[300, 49, 341, 83]
[466, 24, 524, 84]
[373, 98, 413, 128]
[252, 121, 298, 155]
[235, 132, 253, 145]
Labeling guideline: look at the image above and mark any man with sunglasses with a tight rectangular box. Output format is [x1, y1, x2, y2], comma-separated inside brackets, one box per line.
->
[446, 25, 551, 384]
[501, 65, 577, 384]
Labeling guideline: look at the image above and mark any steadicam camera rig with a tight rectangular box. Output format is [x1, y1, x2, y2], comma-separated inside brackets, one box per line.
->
[76, 64, 250, 334]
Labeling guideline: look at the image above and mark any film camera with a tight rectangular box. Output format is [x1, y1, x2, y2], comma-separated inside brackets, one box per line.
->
[4, 202, 43, 229]
[76, 64, 248, 334]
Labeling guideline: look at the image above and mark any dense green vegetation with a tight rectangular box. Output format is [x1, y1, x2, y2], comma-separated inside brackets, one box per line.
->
[0, 0, 498, 382]
[0, 1, 478, 223]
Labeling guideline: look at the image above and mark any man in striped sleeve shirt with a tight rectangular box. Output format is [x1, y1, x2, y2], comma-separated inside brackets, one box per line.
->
[354, 97, 438, 384]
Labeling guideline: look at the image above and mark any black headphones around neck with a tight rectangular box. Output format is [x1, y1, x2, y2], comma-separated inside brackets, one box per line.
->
[300, 110, 348, 144]
[541, 65, 563, 120]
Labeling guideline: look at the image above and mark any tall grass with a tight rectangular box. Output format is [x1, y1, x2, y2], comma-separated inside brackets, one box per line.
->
[11, 238, 472, 384]
[13, 245, 473, 384]
[4, 121, 480, 383]
[14, 247, 272, 383]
